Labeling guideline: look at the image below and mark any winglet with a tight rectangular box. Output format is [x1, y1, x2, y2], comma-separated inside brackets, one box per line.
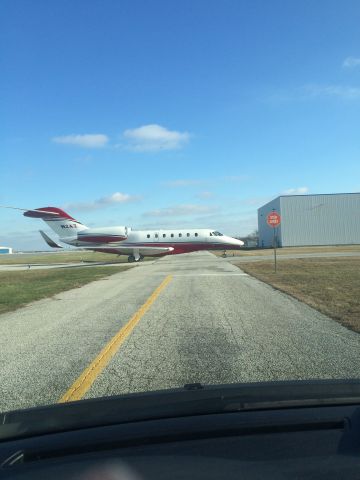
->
[39, 230, 63, 249]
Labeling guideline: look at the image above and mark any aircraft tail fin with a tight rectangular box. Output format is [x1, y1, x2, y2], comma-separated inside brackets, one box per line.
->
[24, 207, 88, 238]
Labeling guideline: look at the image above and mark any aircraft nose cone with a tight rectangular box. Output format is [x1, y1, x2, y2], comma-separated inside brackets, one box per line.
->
[225, 236, 244, 247]
[232, 238, 244, 246]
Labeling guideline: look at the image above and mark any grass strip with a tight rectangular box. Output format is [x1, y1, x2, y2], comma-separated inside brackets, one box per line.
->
[236, 257, 360, 333]
[0, 266, 132, 315]
[0, 252, 131, 265]
[213, 245, 360, 257]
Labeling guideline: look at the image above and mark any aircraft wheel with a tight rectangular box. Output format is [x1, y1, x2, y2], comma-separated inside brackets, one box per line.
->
[128, 255, 135, 263]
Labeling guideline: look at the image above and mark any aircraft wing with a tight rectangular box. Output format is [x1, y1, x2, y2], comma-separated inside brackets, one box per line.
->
[39, 230, 63, 248]
[85, 246, 174, 256]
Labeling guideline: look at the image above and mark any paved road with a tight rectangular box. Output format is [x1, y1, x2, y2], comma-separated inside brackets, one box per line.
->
[1, 251, 360, 412]
[1, 250, 359, 271]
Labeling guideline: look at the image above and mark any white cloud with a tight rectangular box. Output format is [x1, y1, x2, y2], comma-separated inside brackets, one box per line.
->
[163, 179, 204, 187]
[244, 195, 273, 206]
[223, 175, 249, 182]
[343, 57, 360, 68]
[52, 134, 109, 148]
[269, 84, 360, 103]
[136, 211, 256, 237]
[282, 187, 309, 195]
[302, 84, 360, 100]
[102, 192, 138, 203]
[144, 204, 218, 217]
[196, 191, 214, 199]
[123, 124, 190, 152]
[64, 192, 141, 211]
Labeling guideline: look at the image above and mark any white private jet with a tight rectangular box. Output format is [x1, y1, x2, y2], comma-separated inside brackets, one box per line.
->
[5, 206, 244, 262]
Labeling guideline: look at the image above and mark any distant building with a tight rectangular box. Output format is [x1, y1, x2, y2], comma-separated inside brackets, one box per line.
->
[238, 237, 258, 248]
[0, 246, 13, 254]
[258, 193, 360, 247]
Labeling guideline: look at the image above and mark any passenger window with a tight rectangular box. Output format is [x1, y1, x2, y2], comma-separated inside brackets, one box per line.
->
[187, 233, 190, 237]
[155, 233, 158, 238]
[171, 233, 174, 238]
[163, 234, 166, 238]
[179, 233, 182, 237]
[147, 234, 150, 238]
[195, 233, 198, 237]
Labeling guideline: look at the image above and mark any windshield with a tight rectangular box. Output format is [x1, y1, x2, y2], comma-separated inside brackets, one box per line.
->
[1, 0, 360, 419]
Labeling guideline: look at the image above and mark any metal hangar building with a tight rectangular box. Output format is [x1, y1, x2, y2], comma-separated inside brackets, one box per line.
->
[258, 193, 360, 247]
[0, 246, 13, 254]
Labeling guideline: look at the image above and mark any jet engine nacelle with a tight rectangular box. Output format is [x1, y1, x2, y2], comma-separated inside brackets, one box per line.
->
[77, 226, 130, 244]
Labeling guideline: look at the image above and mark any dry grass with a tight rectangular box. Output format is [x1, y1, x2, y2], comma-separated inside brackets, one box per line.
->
[237, 258, 360, 333]
[213, 245, 360, 257]
[0, 266, 132, 315]
[0, 251, 152, 265]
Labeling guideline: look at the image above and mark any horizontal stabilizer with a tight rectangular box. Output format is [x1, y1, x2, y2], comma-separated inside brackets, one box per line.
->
[24, 207, 76, 220]
[0, 205, 60, 216]
[39, 230, 63, 249]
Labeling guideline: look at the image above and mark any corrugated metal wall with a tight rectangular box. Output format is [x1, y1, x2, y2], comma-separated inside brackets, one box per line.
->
[280, 193, 360, 246]
[258, 193, 360, 247]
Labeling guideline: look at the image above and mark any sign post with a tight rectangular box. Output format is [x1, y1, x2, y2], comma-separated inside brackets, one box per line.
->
[266, 210, 281, 273]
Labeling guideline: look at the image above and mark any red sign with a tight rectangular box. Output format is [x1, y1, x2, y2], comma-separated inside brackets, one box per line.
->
[266, 211, 281, 227]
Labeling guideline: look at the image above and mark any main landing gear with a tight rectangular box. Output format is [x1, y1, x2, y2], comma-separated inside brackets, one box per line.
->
[128, 254, 144, 263]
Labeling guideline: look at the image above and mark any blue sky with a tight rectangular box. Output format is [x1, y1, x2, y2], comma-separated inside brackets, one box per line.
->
[1, 0, 360, 250]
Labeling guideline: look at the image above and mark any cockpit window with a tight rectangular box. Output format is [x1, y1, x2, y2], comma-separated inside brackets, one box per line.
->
[210, 231, 224, 236]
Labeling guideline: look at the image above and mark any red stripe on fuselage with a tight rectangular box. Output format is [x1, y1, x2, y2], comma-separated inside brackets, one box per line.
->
[90, 242, 240, 256]
[78, 235, 127, 243]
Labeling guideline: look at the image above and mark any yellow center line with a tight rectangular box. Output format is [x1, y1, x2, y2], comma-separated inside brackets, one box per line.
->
[59, 274, 173, 403]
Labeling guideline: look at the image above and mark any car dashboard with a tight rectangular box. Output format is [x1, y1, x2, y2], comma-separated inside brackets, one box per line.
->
[1, 403, 360, 479]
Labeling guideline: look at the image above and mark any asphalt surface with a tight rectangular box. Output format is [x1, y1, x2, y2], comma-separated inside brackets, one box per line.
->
[0, 249, 359, 271]
[1, 251, 360, 412]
